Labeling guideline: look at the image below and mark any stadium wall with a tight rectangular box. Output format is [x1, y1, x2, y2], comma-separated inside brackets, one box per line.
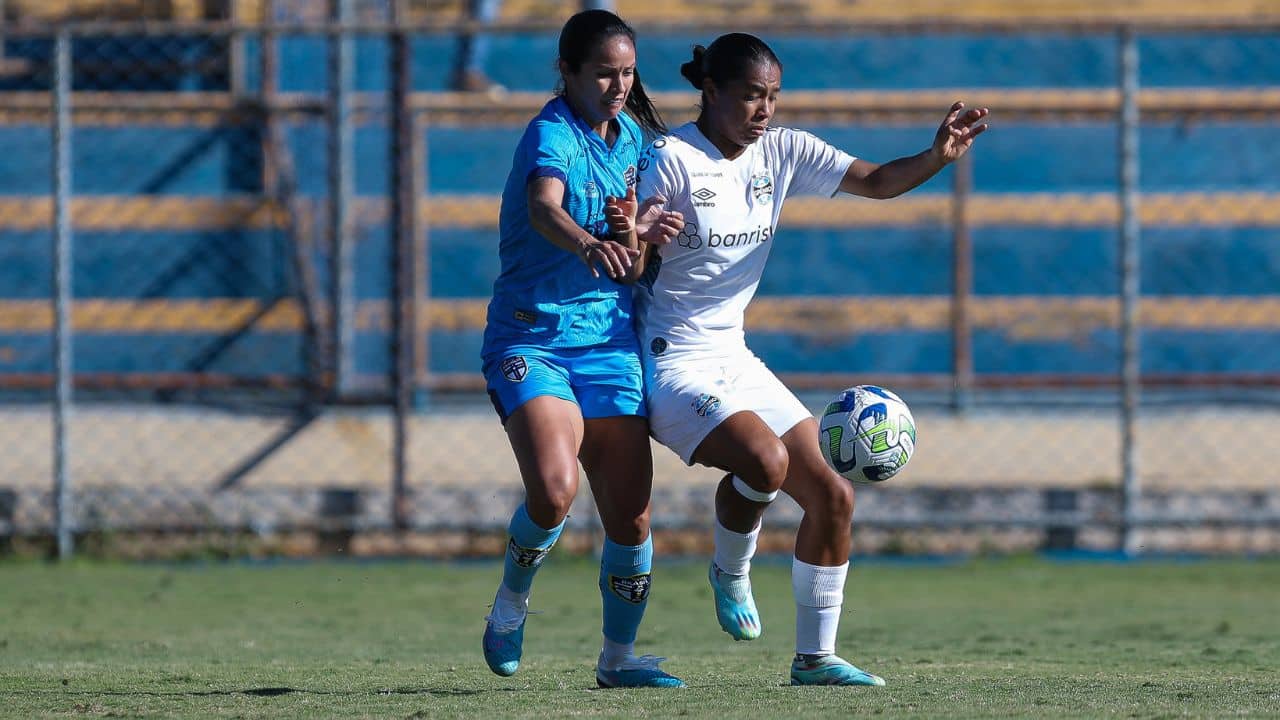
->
[0, 13, 1277, 556]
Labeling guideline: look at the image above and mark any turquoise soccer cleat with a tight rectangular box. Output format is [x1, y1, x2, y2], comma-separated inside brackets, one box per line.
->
[789, 654, 886, 687]
[481, 603, 527, 677]
[708, 563, 761, 641]
[596, 654, 686, 689]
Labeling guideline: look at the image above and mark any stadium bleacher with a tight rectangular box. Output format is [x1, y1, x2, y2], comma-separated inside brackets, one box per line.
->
[0, 0, 1277, 560]
[0, 1, 1277, 387]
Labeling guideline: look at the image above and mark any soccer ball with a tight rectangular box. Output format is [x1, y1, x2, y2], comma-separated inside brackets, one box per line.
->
[818, 385, 917, 484]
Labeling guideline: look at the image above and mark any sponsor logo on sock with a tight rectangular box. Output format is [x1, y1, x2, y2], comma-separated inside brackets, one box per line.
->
[508, 538, 549, 568]
[608, 573, 652, 604]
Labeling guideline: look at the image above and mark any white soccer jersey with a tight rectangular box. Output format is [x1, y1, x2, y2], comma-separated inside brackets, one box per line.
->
[634, 122, 854, 364]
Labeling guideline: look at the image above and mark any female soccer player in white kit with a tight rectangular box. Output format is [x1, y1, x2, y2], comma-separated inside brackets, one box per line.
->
[632, 33, 989, 686]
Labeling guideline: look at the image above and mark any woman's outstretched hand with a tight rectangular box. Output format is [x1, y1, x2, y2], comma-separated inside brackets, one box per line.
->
[931, 101, 990, 165]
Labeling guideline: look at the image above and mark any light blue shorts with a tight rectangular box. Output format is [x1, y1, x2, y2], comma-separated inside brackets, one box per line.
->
[482, 343, 646, 424]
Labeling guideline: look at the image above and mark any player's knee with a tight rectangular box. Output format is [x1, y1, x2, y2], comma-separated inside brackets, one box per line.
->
[526, 478, 577, 525]
[605, 514, 650, 547]
[599, 499, 650, 545]
[824, 479, 855, 517]
[741, 438, 789, 494]
[545, 490, 576, 522]
[816, 478, 855, 522]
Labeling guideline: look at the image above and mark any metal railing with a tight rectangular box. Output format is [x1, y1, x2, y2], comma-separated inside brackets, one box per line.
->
[0, 12, 1276, 557]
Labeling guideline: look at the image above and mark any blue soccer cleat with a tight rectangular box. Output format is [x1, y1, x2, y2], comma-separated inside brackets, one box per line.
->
[482, 601, 527, 677]
[789, 654, 886, 687]
[596, 654, 686, 689]
[708, 563, 761, 641]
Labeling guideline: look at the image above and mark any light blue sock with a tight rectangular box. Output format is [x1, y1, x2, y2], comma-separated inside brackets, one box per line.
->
[598, 535, 653, 645]
[501, 503, 564, 594]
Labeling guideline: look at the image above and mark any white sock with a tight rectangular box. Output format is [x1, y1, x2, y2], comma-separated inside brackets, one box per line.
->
[492, 584, 529, 620]
[713, 519, 760, 576]
[599, 637, 635, 670]
[792, 557, 848, 656]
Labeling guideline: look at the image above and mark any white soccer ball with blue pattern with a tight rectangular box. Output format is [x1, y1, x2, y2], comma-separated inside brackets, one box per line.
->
[818, 385, 917, 484]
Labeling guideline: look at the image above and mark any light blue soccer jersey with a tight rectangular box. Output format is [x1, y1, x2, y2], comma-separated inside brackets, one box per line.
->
[482, 96, 642, 356]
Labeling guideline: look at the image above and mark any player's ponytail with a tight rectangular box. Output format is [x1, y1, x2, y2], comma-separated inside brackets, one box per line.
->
[679, 45, 708, 89]
[555, 9, 667, 139]
[683, 33, 782, 106]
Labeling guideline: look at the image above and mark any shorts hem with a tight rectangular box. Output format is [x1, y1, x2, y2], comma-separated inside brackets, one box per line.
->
[582, 408, 648, 421]
[654, 418, 720, 467]
[494, 388, 579, 425]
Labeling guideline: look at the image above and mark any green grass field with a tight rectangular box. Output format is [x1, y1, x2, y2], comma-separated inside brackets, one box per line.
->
[1, 555, 1277, 719]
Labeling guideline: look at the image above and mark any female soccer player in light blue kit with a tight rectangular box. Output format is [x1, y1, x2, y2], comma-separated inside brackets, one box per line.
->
[634, 33, 989, 686]
[479, 10, 685, 688]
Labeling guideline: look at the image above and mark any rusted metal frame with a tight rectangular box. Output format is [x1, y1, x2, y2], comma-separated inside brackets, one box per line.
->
[6, 369, 1277, 394]
[0, 373, 321, 391]
[388, 2, 416, 531]
[5, 89, 1279, 125]
[3, 17, 1280, 38]
[200, 1, 331, 495]
[328, 0, 355, 399]
[260, 0, 330, 402]
[417, 372, 1280, 393]
[51, 30, 74, 560]
[1117, 27, 1143, 555]
[950, 153, 973, 411]
[413, 110, 430, 394]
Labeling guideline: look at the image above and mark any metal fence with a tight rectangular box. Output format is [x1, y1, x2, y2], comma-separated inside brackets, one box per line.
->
[1, 4, 1278, 558]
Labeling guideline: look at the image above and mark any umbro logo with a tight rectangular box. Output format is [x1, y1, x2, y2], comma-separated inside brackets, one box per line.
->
[692, 187, 717, 207]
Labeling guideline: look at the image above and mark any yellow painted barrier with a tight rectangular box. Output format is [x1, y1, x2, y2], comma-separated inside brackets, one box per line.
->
[3, 89, 1277, 125]
[0, 296, 1276, 336]
[2, 192, 1278, 230]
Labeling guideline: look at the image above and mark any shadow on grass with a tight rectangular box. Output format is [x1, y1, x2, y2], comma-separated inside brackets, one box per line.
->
[20, 685, 532, 698]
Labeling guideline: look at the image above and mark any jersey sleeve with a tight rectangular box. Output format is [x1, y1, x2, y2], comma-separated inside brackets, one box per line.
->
[636, 137, 686, 206]
[522, 119, 576, 187]
[779, 128, 855, 198]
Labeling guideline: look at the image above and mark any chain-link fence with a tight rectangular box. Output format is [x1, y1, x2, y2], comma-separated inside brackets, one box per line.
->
[0, 1, 1277, 558]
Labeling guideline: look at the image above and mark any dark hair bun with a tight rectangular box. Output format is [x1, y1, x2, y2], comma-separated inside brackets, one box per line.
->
[679, 45, 707, 89]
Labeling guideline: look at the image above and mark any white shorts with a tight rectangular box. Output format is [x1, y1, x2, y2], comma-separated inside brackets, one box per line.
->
[644, 348, 811, 465]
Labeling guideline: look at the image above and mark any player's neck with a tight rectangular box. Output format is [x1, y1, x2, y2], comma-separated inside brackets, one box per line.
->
[696, 117, 746, 161]
[565, 95, 619, 145]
